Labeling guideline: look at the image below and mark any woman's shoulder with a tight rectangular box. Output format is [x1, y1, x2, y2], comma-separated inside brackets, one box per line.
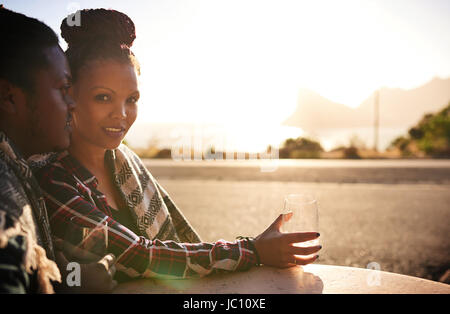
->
[115, 143, 146, 166]
[114, 143, 158, 180]
[116, 143, 139, 157]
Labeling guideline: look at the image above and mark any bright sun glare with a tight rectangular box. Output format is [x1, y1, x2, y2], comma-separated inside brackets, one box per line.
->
[132, 0, 448, 127]
[8, 0, 449, 151]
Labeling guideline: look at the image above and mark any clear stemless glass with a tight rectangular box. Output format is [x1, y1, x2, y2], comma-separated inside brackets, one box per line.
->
[281, 194, 319, 249]
[63, 215, 109, 264]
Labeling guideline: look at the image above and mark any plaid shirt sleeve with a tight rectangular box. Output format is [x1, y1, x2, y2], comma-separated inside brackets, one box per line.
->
[37, 164, 258, 279]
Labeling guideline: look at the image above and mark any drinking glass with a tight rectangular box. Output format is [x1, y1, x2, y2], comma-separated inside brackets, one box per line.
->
[63, 215, 109, 264]
[281, 194, 319, 248]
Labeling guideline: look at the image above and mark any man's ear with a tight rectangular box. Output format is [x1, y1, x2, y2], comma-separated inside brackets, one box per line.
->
[0, 79, 27, 114]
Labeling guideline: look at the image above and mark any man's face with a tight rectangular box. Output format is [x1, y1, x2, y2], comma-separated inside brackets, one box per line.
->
[24, 46, 75, 155]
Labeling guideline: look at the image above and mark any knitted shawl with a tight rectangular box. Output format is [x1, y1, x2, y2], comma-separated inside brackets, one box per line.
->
[105, 144, 201, 243]
[0, 132, 61, 293]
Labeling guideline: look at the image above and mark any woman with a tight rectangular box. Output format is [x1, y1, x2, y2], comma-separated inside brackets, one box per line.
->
[35, 9, 321, 282]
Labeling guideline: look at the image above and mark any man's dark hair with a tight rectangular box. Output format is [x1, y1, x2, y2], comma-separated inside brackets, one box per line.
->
[0, 6, 59, 93]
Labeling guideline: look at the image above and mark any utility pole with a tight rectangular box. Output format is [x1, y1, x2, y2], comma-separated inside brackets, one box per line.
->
[374, 89, 379, 152]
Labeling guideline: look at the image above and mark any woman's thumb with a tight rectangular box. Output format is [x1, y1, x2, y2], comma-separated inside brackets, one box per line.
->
[272, 212, 292, 231]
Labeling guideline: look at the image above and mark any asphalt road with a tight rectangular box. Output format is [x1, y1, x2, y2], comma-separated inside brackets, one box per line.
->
[144, 159, 450, 283]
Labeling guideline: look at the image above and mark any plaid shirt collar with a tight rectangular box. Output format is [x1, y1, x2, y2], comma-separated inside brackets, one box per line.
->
[56, 149, 120, 191]
[56, 151, 100, 189]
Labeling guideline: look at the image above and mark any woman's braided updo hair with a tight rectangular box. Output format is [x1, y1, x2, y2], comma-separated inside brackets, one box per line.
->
[60, 8, 140, 81]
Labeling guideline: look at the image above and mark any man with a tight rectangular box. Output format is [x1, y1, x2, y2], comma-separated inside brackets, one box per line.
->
[0, 6, 116, 293]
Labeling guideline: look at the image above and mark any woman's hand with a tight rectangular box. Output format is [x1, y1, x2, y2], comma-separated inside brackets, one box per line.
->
[78, 254, 118, 293]
[54, 239, 118, 293]
[253, 213, 321, 268]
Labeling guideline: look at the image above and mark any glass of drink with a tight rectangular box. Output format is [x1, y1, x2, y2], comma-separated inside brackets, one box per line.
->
[281, 194, 319, 249]
[63, 215, 109, 264]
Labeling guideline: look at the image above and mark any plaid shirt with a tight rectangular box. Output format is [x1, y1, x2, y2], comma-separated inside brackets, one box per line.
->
[35, 153, 258, 280]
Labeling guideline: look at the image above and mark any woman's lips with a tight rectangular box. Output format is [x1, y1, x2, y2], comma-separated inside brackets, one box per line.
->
[102, 126, 125, 138]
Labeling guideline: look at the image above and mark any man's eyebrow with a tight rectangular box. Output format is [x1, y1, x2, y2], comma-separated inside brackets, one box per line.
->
[89, 86, 116, 94]
[55, 72, 72, 84]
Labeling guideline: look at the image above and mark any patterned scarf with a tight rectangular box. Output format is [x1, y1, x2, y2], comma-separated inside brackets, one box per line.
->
[105, 144, 201, 243]
[0, 131, 60, 293]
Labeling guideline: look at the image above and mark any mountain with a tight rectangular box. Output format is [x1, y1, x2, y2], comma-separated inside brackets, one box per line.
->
[283, 77, 450, 133]
[283, 89, 358, 130]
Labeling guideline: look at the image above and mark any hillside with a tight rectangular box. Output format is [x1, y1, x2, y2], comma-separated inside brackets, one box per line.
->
[283, 77, 450, 132]
[390, 102, 450, 157]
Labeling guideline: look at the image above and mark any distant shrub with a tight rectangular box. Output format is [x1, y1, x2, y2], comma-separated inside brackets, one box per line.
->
[391, 102, 450, 158]
[289, 150, 321, 159]
[343, 146, 361, 159]
[154, 148, 172, 158]
[279, 137, 323, 159]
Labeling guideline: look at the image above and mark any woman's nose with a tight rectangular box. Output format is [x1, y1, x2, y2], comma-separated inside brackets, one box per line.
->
[111, 103, 127, 119]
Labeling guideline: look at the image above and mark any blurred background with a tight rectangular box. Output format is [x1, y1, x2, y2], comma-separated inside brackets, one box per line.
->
[4, 0, 449, 283]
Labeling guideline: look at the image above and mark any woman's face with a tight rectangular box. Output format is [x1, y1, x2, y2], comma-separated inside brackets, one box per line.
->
[71, 59, 139, 150]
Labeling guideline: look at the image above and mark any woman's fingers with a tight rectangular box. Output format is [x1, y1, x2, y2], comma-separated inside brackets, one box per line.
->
[98, 253, 117, 270]
[292, 254, 319, 266]
[254, 215, 322, 268]
[109, 265, 117, 278]
[282, 231, 320, 244]
[109, 280, 118, 291]
[288, 244, 322, 256]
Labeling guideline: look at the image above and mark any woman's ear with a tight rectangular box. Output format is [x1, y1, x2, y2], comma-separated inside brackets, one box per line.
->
[0, 79, 26, 114]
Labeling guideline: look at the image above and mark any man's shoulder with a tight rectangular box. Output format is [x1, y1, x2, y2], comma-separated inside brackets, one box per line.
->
[0, 158, 28, 203]
[0, 156, 10, 174]
[0, 158, 30, 225]
[31, 151, 75, 185]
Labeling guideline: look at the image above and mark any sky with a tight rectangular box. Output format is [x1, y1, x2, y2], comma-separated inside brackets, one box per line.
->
[3, 0, 450, 150]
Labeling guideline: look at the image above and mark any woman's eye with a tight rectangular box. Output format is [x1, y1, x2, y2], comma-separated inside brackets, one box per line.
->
[127, 96, 139, 104]
[95, 94, 111, 102]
